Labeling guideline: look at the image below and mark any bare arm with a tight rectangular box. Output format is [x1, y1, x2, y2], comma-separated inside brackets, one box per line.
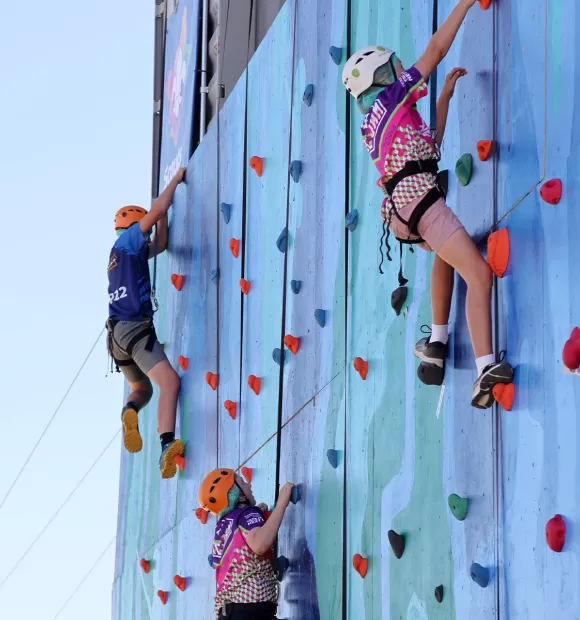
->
[435, 68, 467, 146]
[149, 213, 168, 258]
[140, 167, 186, 235]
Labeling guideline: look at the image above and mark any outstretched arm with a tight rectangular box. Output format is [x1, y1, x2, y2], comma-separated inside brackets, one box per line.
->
[435, 67, 467, 146]
[149, 213, 168, 258]
[140, 167, 186, 236]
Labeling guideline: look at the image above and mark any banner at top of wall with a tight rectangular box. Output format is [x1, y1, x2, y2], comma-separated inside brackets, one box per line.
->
[159, 0, 201, 191]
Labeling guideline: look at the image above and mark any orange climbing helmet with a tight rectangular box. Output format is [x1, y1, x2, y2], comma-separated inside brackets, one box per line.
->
[114, 205, 148, 231]
[198, 468, 236, 516]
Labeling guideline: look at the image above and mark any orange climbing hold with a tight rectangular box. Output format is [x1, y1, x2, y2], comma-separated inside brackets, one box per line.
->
[248, 374, 261, 395]
[477, 140, 493, 161]
[224, 400, 237, 420]
[157, 590, 168, 605]
[229, 238, 240, 258]
[239, 278, 251, 295]
[171, 273, 184, 291]
[241, 466, 253, 483]
[173, 575, 187, 591]
[205, 372, 218, 391]
[139, 558, 150, 574]
[174, 455, 186, 470]
[352, 554, 368, 578]
[493, 382, 514, 411]
[479, 0, 491, 9]
[250, 156, 264, 177]
[353, 357, 369, 380]
[195, 507, 208, 524]
[283, 335, 300, 355]
[178, 355, 189, 371]
[487, 228, 510, 278]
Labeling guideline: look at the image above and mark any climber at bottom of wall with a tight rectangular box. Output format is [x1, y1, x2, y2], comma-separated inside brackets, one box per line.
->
[198, 468, 296, 620]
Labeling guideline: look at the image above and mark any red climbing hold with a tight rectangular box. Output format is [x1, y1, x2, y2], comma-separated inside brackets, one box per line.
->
[248, 375, 261, 395]
[487, 228, 510, 278]
[139, 558, 150, 574]
[540, 179, 562, 205]
[562, 327, 580, 371]
[250, 156, 264, 177]
[157, 590, 168, 605]
[229, 238, 240, 258]
[241, 466, 252, 483]
[178, 355, 189, 371]
[224, 400, 237, 420]
[239, 278, 251, 295]
[171, 273, 184, 291]
[195, 507, 208, 524]
[477, 140, 493, 161]
[479, 0, 491, 9]
[174, 455, 186, 470]
[283, 335, 300, 355]
[173, 575, 187, 591]
[493, 382, 514, 411]
[546, 514, 566, 552]
[205, 372, 218, 390]
[353, 357, 369, 380]
[352, 554, 368, 578]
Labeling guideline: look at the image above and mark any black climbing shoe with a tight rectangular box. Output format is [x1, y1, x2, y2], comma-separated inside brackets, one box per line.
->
[414, 336, 447, 368]
[471, 361, 514, 409]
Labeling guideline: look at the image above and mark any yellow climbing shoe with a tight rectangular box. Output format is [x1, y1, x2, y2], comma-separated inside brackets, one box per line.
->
[159, 439, 185, 479]
[122, 406, 143, 454]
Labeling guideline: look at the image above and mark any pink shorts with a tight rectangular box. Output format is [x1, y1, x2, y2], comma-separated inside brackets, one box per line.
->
[388, 192, 464, 253]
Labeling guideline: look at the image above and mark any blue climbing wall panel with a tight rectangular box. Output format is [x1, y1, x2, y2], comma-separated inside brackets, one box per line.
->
[113, 1, 580, 618]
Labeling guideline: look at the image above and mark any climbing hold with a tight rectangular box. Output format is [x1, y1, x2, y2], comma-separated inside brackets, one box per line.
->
[290, 161, 302, 183]
[283, 335, 300, 355]
[195, 507, 208, 524]
[178, 355, 189, 371]
[562, 327, 580, 371]
[276, 227, 288, 253]
[239, 278, 251, 295]
[303, 84, 314, 107]
[329, 46, 342, 65]
[174, 455, 186, 471]
[248, 375, 261, 395]
[314, 309, 326, 328]
[477, 140, 493, 161]
[171, 273, 184, 291]
[417, 362, 444, 386]
[391, 286, 407, 316]
[447, 493, 469, 521]
[272, 348, 285, 366]
[455, 153, 473, 186]
[157, 590, 168, 605]
[210, 268, 220, 283]
[276, 556, 290, 581]
[479, 0, 491, 9]
[352, 554, 368, 578]
[290, 280, 301, 294]
[540, 179, 562, 205]
[493, 382, 514, 411]
[290, 486, 301, 504]
[220, 202, 232, 224]
[546, 514, 566, 552]
[327, 449, 339, 469]
[387, 530, 405, 559]
[205, 372, 218, 391]
[353, 357, 369, 380]
[487, 228, 510, 278]
[434, 585, 444, 603]
[208, 554, 214, 569]
[345, 209, 358, 232]
[241, 466, 252, 483]
[224, 400, 237, 420]
[470, 563, 489, 588]
[139, 558, 150, 574]
[250, 155, 263, 177]
[173, 575, 187, 591]
[229, 238, 240, 258]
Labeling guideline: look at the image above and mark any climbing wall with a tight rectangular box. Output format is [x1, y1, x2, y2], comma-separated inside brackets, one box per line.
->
[113, 1, 580, 618]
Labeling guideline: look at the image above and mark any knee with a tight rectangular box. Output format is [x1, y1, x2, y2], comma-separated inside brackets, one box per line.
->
[166, 369, 181, 395]
[468, 259, 493, 292]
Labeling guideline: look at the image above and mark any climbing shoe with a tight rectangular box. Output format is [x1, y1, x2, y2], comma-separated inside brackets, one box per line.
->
[122, 404, 143, 454]
[159, 439, 185, 479]
[414, 328, 448, 386]
[471, 361, 514, 409]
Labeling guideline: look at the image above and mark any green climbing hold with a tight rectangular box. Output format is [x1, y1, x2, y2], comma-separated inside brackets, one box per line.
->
[455, 153, 473, 186]
[448, 493, 468, 521]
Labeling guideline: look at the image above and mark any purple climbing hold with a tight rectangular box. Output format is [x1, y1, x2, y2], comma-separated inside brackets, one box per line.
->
[208, 554, 214, 569]
[290, 160, 302, 183]
[272, 348, 285, 365]
[434, 585, 443, 603]
[290, 486, 301, 504]
[329, 46, 342, 65]
[327, 449, 339, 469]
[470, 563, 489, 588]
[276, 227, 288, 253]
[388, 529, 405, 559]
[391, 286, 407, 315]
[290, 279, 301, 294]
[303, 84, 314, 107]
[314, 309, 326, 328]
[220, 202, 232, 224]
[345, 210, 358, 232]
[210, 268, 220, 283]
[276, 555, 290, 581]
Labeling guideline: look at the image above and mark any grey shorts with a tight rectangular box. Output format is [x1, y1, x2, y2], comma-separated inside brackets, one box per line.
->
[108, 319, 168, 383]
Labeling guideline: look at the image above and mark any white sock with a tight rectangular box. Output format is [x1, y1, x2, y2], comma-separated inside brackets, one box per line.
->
[431, 324, 449, 345]
[476, 354, 496, 376]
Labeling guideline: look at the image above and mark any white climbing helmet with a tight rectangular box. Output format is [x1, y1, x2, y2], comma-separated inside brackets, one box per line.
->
[342, 46, 396, 99]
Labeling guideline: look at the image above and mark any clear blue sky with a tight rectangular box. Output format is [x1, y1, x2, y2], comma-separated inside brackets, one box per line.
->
[0, 1, 153, 617]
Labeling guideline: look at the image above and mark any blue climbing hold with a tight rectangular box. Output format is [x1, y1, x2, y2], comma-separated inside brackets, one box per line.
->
[314, 309, 326, 328]
[276, 556, 290, 581]
[327, 449, 339, 469]
[290, 486, 301, 504]
[329, 46, 342, 65]
[272, 348, 285, 365]
[210, 268, 219, 283]
[303, 84, 314, 107]
[345, 210, 358, 232]
[208, 554, 214, 569]
[290, 280, 301, 294]
[290, 161, 302, 183]
[470, 563, 489, 588]
[276, 227, 288, 253]
[220, 202, 232, 224]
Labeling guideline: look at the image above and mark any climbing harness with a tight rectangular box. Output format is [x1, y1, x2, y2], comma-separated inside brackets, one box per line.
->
[106, 317, 157, 374]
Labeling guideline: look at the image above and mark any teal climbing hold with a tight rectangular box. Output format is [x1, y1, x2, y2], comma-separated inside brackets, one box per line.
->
[345, 210, 358, 232]
[448, 493, 468, 521]
[290, 280, 301, 294]
[303, 84, 314, 107]
[329, 46, 342, 65]
[290, 161, 302, 183]
[220, 202, 231, 224]
[290, 486, 301, 504]
[327, 449, 339, 469]
[470, 563, 489, 588]
[272, 348, 285, 365]
[210, 268, 219, 283]
[455, 153, 473, 186]
[276, 227, 288, 253]
[314, 309, 326, 328]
